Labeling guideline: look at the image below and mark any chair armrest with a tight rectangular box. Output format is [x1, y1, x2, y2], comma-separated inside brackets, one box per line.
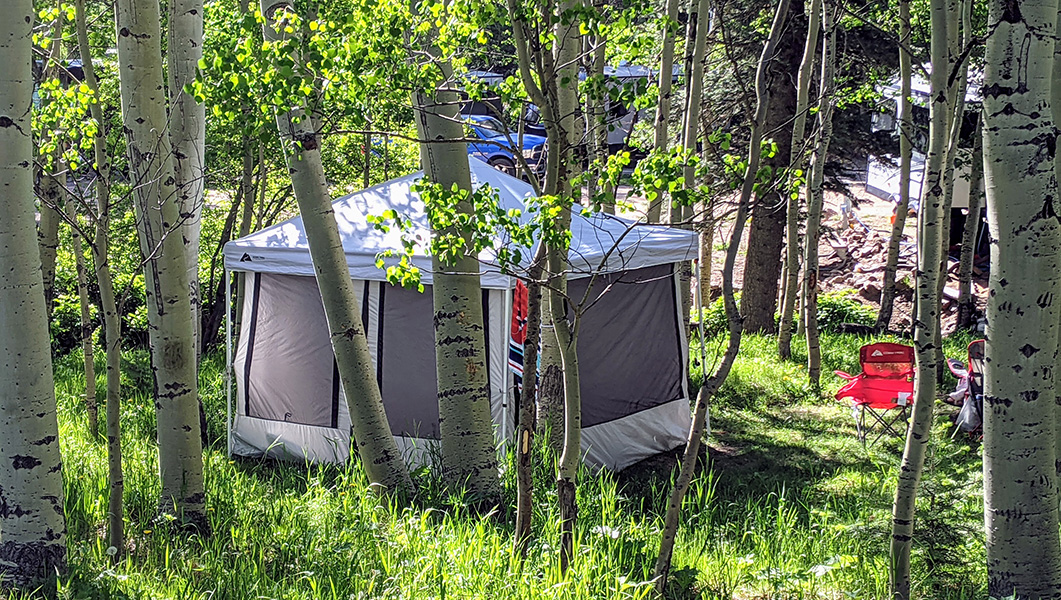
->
[834, 370, 858, 381]
[946, 358, 968, 379]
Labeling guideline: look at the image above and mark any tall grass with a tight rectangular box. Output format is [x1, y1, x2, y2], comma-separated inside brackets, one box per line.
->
[28, 330, 985, 599]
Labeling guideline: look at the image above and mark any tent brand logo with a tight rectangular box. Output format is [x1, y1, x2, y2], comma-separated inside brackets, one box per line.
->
[240, 253, 253, 262]
[871, 349, 904, 357]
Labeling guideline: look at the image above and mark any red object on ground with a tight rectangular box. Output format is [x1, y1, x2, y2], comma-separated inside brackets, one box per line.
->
[834, 342, 915, 443]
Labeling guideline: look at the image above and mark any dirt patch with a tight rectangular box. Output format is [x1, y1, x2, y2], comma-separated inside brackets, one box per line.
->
[617, 182, 989, 335]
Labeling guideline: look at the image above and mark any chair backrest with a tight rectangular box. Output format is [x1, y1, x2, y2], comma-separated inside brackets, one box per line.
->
[859, 342, 915, 378]
[967, 339, 985, 394]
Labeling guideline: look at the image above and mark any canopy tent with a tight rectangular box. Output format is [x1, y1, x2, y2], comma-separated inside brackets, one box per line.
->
[224, 159, 698, 470]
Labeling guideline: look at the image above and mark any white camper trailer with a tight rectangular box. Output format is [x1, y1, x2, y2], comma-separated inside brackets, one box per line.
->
[223, 159, 698, 471]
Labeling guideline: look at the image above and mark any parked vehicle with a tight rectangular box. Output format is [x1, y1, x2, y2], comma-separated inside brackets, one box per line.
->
[464, 114, 547, 179]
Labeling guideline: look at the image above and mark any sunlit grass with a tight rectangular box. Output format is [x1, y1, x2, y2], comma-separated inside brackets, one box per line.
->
[38, 328, 986, 599]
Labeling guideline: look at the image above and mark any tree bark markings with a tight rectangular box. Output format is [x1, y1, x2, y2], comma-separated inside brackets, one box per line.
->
[412, 69, 500, 502]
[168, 0, 206, 359]
[889, 0, 951, 593]
[980, 0, 1061, 595]
[0, 0, 67, 589]
[115, 0, 208, 523]
[259, 0, 410, 496]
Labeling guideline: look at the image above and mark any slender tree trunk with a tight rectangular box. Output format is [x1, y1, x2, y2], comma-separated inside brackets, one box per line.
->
[260, 0, 411, 495]
[550, 238, 579, 575]
[802, 4, 836, 388]
[115, 0, 206, 524]
[37, 175, 62, 317]
[654, 0, 789, 586]
[586, 15, 609, 210]
[979, 0, 1061, 595]
[553, 0, 582, 571]
[0, 2, 67, 589]
[75, 0, 123, 553]
[955, 118, 982, 330]
[235, 142, 265, 333]
[537, 311, 565, 453]
[888, 0, 951, 594]
[412, 75, 500, 503]
[514, 252, 544, 556]
[934, 0, 970, 379]
[36, 10, 63, 319]
[508, 0, 566, 455]
[169, 0, 206, 359]
[70, 196, 99, 437]
[740, 0, 801, 334]
[647, 0, 680, 223]
[778, 0, 821, 358]
[671, 0, 711, 339]
[876, 0, 914, 332]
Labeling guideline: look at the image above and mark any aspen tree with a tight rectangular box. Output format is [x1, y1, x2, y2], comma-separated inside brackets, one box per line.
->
[875, 0, 914, 332]
[889, 0, 951, 593]
[37, 8, 63, 317]
[259, 0, 411, 495]
[955, 122, 982, 330]
[0, 0, 67, 589]
[115, 0, 206, 522]
[169, 0, 207, 357]
[647, 0, 680, 224]
[933, 0, 970, 377]
[653, 0, 789, 589]
[979, 0, 1061, 595]
[74, 0, 124, 551]
[778, 0, 820, 359]
[68, 194, 98, 436]
[411, 64, 499, 502]
[802, 3, 837, 387]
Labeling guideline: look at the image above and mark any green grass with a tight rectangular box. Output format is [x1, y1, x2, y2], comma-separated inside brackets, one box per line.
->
[31, 330, 985, 599]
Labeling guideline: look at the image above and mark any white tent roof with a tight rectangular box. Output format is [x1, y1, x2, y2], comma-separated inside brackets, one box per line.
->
[224, 158, 697, 288]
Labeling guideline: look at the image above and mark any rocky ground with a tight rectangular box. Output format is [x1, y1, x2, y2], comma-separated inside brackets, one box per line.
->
[618, 181, 989, 336]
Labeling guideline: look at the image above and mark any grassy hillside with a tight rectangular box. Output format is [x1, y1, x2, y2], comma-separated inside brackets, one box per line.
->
[22, 330, 984, 599]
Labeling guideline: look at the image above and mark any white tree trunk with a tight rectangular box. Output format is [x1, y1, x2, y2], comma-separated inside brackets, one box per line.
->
[37, 174, 62, 316]
[654, 0, 790, 587]
[778, 0, 821, 359]
[981, 0, 1061, 595]
[888, 0, 950, 594]
[0, 1, 67, 588]
[802, 3, 837, 387]
[75, 0, 123, 552]
[168, 0, 206, 358]
[553, 0, 582, 572]
[875, 0, 913, 332]
[36, 11, 63, 318]
[69, 196, 99, 437]
[412, 78, 499, 502]
[647, 0, 680, 223]
[933, 0, 970, 375]
[115, 0, 206, 523]
[260, 0, 410, 495]
[955, 121, 982, 330]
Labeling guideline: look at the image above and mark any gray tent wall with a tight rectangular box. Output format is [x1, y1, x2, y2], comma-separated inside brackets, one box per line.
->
[569, 264, 691, 469]
[229, 266, 689, 471]
[231, 274, 509, 465]
[224, 159, 695, 471]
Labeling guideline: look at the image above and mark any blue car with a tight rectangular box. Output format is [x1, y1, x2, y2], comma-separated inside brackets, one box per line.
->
[464, 114, 547, 178]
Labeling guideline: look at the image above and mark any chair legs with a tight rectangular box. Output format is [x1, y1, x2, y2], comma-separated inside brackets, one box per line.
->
[854, 405, 909, 445]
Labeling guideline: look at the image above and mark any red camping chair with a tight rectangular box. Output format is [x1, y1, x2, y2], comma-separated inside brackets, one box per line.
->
[945, 339, 985, 436]
[834, 342, 915, 445]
